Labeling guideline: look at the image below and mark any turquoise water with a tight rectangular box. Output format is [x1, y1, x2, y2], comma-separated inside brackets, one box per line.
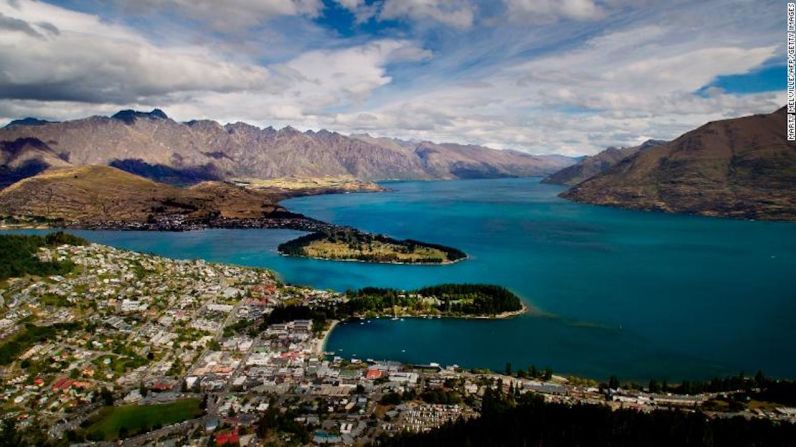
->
[7, 178, 796, 380]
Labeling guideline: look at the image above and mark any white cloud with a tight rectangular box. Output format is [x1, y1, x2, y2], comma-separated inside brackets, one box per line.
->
[312, 2, 782, 155]
[0, 0, 271, 103]
[121, 0, 324, 32]
[336, 0, 476, 28]
[279, 40, 431, 110]
[381, 0, 476, 29]
[503, 0, 604, 23]
[0, 0, 785, 156]
[162, 39, 432, 124]
[336, 0, 365, 9]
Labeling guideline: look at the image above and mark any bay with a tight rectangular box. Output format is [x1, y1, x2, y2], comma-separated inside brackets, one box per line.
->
[7, 178, 795, 380]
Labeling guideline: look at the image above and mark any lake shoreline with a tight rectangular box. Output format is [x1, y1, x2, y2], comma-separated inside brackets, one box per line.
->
[277, 251, 469, 266]
[5, 177, 795, 379]
[342, 302, 529, 323]
[316, 319, 340, 355]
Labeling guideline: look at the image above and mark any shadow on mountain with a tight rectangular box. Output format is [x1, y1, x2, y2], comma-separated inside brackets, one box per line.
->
[0, 159, 50, 189]
[109, 159, 222, 186]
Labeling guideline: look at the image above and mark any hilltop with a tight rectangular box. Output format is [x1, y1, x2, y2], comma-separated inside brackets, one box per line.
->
[0, 165, 307, 229]
[543, 140, 666, 186]
[560, 107, 796, 220]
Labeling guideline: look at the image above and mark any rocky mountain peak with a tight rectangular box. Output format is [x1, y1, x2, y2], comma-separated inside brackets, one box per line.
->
[111, 108, 169, 124]
[4, 117, 56, 129]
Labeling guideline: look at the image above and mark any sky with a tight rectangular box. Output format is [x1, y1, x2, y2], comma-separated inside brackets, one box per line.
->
[0, 0, 786, 155]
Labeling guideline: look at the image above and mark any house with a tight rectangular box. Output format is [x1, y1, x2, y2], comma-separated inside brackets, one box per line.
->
[215, 430, 239, 446]
[365, 369, 383, 380]
[389, 372, 419, 384]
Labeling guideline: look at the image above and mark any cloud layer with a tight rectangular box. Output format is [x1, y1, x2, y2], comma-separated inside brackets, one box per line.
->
[0, 0, 785, 155]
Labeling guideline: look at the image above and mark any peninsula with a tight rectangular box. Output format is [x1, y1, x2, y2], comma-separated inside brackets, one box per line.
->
[277, 228, 467, 265]
[343, 284, 526, 318]
[0, 166, 468, 264]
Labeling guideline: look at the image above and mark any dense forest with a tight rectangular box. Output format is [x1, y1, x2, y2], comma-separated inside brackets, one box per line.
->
[260, 284, 523, 336]
[0, 232, 87, 280]
[375, 386, 796, 447]
[639, 372, 796, 406]
[346, 284, 524, 315]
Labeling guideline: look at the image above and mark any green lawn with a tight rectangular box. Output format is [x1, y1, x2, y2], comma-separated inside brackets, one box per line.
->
[83, 398, 203, 441]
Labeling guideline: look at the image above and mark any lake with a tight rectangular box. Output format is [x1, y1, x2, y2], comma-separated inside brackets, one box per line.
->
[8, 178, 796, 380]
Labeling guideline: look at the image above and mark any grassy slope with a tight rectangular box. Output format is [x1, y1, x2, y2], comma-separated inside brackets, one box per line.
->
[303, 239, 448, 263]
[0, 165, 286, 224]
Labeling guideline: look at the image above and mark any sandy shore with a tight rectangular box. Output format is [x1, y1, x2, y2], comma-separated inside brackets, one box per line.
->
[314, 319, 339, 356]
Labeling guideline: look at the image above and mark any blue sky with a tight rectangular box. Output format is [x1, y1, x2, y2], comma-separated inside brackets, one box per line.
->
[0, 0, 786, 155]
[701, 64, 785, 95]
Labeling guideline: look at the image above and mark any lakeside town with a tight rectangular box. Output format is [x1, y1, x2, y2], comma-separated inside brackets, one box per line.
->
[1, 239, 795, 446]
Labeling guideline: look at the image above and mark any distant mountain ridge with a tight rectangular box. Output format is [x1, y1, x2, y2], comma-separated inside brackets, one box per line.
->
[3, 117, 57, 128]
[560, 107, 796, 221]
[544, 139, 667, 186]
[0, 109, 574, 186]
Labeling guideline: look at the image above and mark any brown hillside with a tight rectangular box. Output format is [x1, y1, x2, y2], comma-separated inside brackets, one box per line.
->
[562, 107, 796, 220]
[0, 165, 286, 225]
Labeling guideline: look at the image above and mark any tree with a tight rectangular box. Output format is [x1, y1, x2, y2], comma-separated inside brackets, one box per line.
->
[648, 379, 661, 393]
[608, 375, 620, 390]
[100, 387, 114, 406]
[755, 370, 766, 387]
[505, 362, 513, 376]
[380, 392, 404, 405]
[0, 419, 22, 447]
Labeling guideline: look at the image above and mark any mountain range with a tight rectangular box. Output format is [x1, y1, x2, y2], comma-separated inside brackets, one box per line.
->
[543, 139, 667, 186]
[0, 109, 574, 187]
[3, 107, 793, 223]
[558, 107, 796, 220]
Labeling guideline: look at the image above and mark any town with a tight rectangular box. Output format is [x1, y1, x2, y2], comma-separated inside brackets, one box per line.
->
[1, 240, 795, 446]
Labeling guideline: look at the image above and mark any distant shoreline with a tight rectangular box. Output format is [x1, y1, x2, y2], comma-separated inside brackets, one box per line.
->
[346, 302, 529, 322]
[278, 251, 468, 266]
